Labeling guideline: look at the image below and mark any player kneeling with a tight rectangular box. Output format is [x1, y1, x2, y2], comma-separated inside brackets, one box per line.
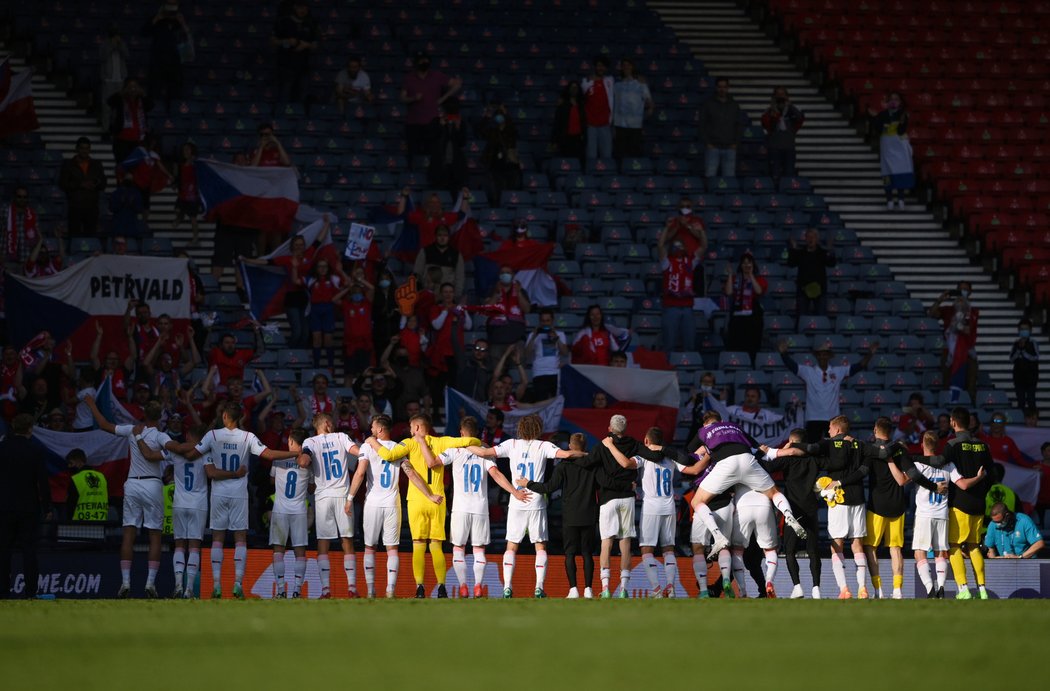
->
[271, 429, 312, 598]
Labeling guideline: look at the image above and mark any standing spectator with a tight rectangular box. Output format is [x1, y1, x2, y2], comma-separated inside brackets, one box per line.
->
[612, 58, 653, 160]
[107, 78, 152, 168]
[1010, 318, 1039, 411]
[335, 266, 374, 383]
[657, 226, 702, 353]
[2, 185, 39, 266]
[663, 196, 708, 293]
[581, 56, 614, 160]
[397, 187, 470, 251]
[427, 99, 467, 197]
[480, 265, 530, 365]
[929, 282, 978, 401]
[427, 283, 471, 412]
[59, 137, 107, 236]
[551, 81, 586, 161]
[982, 411, 1038, 472]
[99, 25, 129, 129]
[760, 86, 805, 185]
[24, 235, 64, 279]
[480, 101, 522, 205]
[723, 252, 766, 367]
[371, 268, 401, 355]
[109, 175, 144, 239]
[173, 142, 200, 244]
[142, 2, 189, 109]
[250, 123, 292, 168]
[125, 134, 172, 228]
[271, 0, 319, 107]
[334, 54, 372, 113]
[305, 258, 342, 370]
[523, 308, 569, 401]
[571, 305, 628, 366]
[413, 225, 464, 298]
[208, 329, 263, 388]
[0, 414, 52, 599]
[785, 227, 836, 320]
[401, 51, 462, 165]
[454, 337, 495, 402]
[778, 339, 877, 442]
[869, 92, 913, 210]
[699, 77, 743, 177]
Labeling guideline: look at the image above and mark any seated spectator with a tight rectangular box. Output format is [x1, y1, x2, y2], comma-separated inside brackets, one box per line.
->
[551, 81, 585, 162]
[2, 184, 39, 265]
[571, 304, 629, 366]
[1010, 318, 1039, 411]
[523, 308, 568, 402]
[786, 227, 835, 320]
[413, 224, 464, 297]
[723, 251, 766, 367]
[984, 503, 1044, 559]
[480, 100, 522, 203]
[334, 54, 373, 113]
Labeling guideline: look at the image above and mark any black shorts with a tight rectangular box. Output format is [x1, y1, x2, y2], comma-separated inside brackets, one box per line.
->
[213, 225, 256, 267]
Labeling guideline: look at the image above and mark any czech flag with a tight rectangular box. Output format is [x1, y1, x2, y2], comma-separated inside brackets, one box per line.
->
[120, 146, 171, 193]
[31, 426, 130, 502]
[444, 388, 565, 438]
[0, 59, 39, 139]
[475, 239, 558, 307]
[240, 214, 339, 321]
[558, 364, 681, 446]
[196, 159, 299, 233]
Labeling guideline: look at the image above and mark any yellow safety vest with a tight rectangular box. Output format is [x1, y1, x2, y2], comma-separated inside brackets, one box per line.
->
[163, 483, 175, 535]
[71, 470, 109, 522]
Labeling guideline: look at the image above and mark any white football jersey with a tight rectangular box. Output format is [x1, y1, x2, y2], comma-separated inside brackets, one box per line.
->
[494, 439, 561, 511]
[271, 459, 310, 515]
[442, 448, 496, 515]
[196, 427, 267, 499]
[635, 456, 686, 515]
[166, 449, 208, 511]
[361, 439, 401, 509]
[115, 425, 171, 480]
[912, 460, 961, 519]
[302, 432, 358, 500]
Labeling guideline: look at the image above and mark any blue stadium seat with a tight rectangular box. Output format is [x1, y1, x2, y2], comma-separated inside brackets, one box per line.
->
[278, 350, 313, 368]
[887, 371, 920, 391]
[718, 351, 751, 372]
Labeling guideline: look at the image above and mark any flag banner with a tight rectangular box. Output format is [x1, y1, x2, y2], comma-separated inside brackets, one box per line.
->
[444, 387, 565, 438]
[32, 425, 130, 502]
[703, 394, 805, 447]
[4, 255, 190, 357]
[94, 373, 137, 427]
[344, 222, 375, 260]
[120, 147, 171, 193]
[196, 159, 299, 233]
[475, 240, 556, 305]
[558, 364, 680, 445]
[560, 404, 675, 449]
[240, 216, 338, 321]
[0, 60, 40, 139]
[880, 135, 915, 191]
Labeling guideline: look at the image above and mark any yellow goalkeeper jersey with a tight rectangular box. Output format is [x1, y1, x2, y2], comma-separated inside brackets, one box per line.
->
[374, 435, 481, 501]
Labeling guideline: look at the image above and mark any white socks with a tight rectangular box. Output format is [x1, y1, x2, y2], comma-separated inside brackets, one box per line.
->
[696, 503, 725, 540]
[717, 550, 731, 583]
[663, 553, 678, 590]
[502, 551, 516, 587]
[273, 553, 286, 593]
[831, 552, 847, 590]
[764, 550, 778, 586]
[600, 567, 611, 590]
[771, 491, 795, 522]
[535, 550, 548, 590]
[642, 553, 660, 589]
[211, 542, 224, 584]
[916, 559, 933, 594]
[364, 550, 376, 592]
[294, 557, 306, 593]
[318, 554, 331, 592]
[233, 542, 247, 586]
[853, 553, 868, 591]
[386, 551, 399, 594]
[730, 550, 747, 597]
[935, 556, 948, 589]
[120, 560, 131, 587]
[146, 561, 159, 587]
[173, 548, 186, 587]
[692, 554, 707, 594]
[186, 549, 200, 591]
[472, 548, 486, 587]
[619, 569, 631, 591]
[344, 553, 357, 593]
[452, 547, 468, 586]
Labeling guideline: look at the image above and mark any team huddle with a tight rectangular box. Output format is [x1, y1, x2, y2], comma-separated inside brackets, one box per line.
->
[100, 391, 995, 600]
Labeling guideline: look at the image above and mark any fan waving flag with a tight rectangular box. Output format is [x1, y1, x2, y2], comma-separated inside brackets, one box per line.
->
[445, 388, 565, 438]
[120, 146, 171, 193]
[559, 364, 681, 446]
[240, 213, 339, 321]
[476, 239, 558, 307]
[31, 426, 130, 502]
[196, 158, 299, 233]
[0, 59, 40, 139]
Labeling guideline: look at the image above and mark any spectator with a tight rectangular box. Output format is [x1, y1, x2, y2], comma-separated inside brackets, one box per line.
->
[384, 336, 426, 422]
[0, 414, 52, 599]
[297, 372, 334, 417]
[581, 56, 614, 160]
[523, 308, 569, 401]
[723, 251, 766, 367]
[480, 101, 522, 205]
[208, 329, 262, 388]
[928, 282, 978, 401]
[684, 371, 725, 443]
[571, 304, 628, 366]
[371, 268, 401, 354]
[109, 175, 144, 239]
[778, 339, 877, 442]
[2, 185, 39, 266]
[612, 57, 653, 160]
[250, 123, 292, 168]
[401, 51, 462, 165]
[1038, 442, 1050, 523]
[488, 365, 525, 411]
[58, 137, 107, 236]
[1, 346, 27, 427]
[657, 226, 702, 353]
[99, 25, 129, 128]
[335, 265, 374, 383]
[984, 503, 1044, 558]
[760, 86, 805, 185]
[305, 257, 342, 370]
[609, 352, 628, 368]
[142, 2, 189, 108]
[362, 371, 397, 418]
[271, 0, 319, 106]
[397, 187, 470, 251]
[786, 227, 836, 320]
[173, 142, 200, 244]
[19, 378, 52, 424]
[481, 407, 507, 446]
[334, 54, 372, 113]
[982, 411, 1037, 470]
[24, 235, 64, 279]
[107, 78, 153, 167]
[551, 81, 586, 161]
[663, 195, 708, 293]
[480, 265, 530, 365]
[413, 224, 464, 298]
[427, 282, 472, 410]
[592, 391, 609, 409]
[1010, 318, 1039, 411]
[126, 134, 172, 227]
[699, 77, 743, 177]
[90, 321, 133, 401]
[454, 337, 495, 402]
[124, 299, 159, 362]
[869, 92, 912, 210]
[895, 392, 935, 453]
[428, 99, 467, 196]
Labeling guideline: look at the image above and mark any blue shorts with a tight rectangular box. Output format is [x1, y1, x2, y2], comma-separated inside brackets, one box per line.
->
[309, 302, 336, 333]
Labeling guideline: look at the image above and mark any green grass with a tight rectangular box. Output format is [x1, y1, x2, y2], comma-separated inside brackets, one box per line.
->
[2, 599, 1047, 689]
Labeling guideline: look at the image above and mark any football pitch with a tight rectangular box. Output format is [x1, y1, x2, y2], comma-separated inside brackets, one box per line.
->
[2, 599, 1047, 689]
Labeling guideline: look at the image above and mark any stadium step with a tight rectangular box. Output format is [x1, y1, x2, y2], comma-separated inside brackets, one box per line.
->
[650, 0, 1050, 416]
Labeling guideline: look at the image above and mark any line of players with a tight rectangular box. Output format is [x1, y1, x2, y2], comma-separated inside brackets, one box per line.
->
[102, 391, 993, 601]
